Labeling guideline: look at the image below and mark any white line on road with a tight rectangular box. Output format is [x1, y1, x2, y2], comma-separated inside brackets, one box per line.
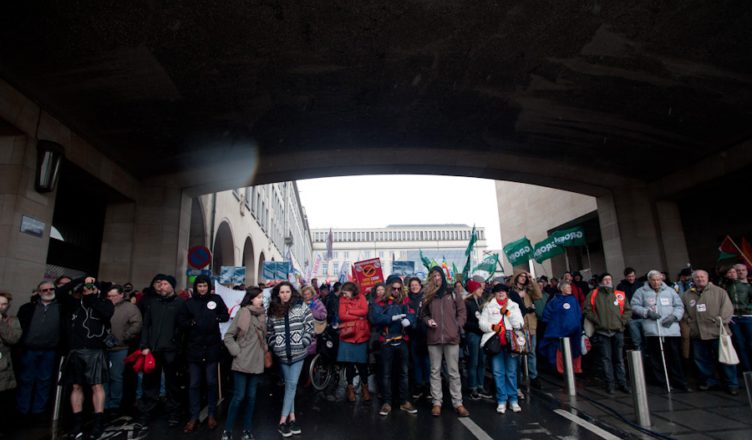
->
[458, 417, 494, 440]
[554, 409, 621, 440]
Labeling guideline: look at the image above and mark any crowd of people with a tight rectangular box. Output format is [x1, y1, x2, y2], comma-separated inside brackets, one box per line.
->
[0, 262, 749, 439]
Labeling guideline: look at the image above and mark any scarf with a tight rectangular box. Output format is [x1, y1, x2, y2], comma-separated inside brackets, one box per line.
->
[237, 305, 266, 337]
[496, 298, 509, 346]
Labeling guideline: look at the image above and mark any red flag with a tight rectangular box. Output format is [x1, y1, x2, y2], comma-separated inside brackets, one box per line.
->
[741, 236, 752, 267]
[718, 235, 740, 261]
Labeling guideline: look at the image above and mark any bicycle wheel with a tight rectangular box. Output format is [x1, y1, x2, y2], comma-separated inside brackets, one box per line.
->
[309, 353, 334, 391]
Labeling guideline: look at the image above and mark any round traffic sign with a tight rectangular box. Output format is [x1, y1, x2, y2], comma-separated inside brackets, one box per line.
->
[188, 245, 212, 269]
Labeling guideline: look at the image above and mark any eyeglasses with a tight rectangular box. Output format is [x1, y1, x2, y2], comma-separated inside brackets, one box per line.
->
[392, 287, 401, 291]
[39, 288, 54, 292]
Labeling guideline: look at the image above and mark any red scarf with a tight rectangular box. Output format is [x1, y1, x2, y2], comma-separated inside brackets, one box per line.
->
[496, 298, 509, 346]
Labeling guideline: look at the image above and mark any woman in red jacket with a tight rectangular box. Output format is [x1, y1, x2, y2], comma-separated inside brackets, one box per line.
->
[336, 282, 372, 402]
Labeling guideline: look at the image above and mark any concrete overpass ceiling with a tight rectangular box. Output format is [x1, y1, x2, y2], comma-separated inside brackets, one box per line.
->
[1, 2, 751, 190]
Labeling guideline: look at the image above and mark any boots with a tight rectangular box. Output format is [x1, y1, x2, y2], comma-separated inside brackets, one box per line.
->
[90, 413, 105, 439]
[361, 384, 371, 402]
[346, 384, 356, 402]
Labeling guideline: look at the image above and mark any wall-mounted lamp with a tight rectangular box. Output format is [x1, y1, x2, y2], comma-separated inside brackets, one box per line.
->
[35, 140, 64, 193]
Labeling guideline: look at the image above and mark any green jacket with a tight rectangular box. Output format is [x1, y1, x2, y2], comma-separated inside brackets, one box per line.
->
[0, 316, 22, 392]
[726, 281, 752, 316]
[682, 283, 733, 340]
[584, 286, 633, 333]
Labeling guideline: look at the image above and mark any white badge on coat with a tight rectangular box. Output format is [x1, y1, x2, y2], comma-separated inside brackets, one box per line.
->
[648, 297, 656, 305]
[696, 304, 707, 312]
[689, 299, 697, 307]
[614, 300, 619, 306]
[207, 301, 217, 310]
[660, 298, 670, 306]
[563, 303, 571, 310]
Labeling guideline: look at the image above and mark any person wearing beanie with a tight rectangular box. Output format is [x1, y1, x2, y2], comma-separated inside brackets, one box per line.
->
[138, 274, 186, 428]
[179, 275, 229, 432]
[464, 280, 492, 400]
[420, 267, 469, 418]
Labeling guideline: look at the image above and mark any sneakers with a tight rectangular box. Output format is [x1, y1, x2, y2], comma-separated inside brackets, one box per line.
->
[454, 405, 470, 417]
[379, 404, 392, 416]
[477, 389, 494, 400]
[511, 403, 522, 413]
[469, 391, 481, 401]
[240, 431, 255, 440]
[496, 403, 506, 414]
[399, 402, 418, 414]
[278, 423, 292, 438]
[221, 431, 232, 440]
[288, 420, 302, 435]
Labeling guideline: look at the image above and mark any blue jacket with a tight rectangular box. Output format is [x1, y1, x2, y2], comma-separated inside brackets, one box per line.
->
[631, 282, 683, 337]
[369, 297, 416, 343]
[539, 293, 582, 368]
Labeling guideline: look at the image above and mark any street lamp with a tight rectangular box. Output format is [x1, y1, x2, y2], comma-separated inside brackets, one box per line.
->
[35, 140, 64, 193]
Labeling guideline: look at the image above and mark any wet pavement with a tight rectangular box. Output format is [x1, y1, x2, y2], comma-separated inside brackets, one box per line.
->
[7, 371, 750, 440]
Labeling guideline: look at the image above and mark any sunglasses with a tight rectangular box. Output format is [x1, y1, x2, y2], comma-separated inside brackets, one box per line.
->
[39, 288, 54, 292]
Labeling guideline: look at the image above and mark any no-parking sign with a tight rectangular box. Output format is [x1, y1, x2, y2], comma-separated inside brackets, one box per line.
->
[188, 246, 212, 269]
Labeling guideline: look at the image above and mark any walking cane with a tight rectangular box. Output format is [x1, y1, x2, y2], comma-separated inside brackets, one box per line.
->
[656, 309, 671, 394]
[51, 356, 65, 439]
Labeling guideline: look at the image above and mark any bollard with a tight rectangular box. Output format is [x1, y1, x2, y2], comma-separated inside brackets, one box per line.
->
[561, 337, 576, 396]
[744, 371, 752, 413]
[627, 350, 651, 427]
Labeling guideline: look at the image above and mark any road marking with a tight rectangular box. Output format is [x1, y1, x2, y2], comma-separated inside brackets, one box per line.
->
[554, 409, 621, 440]
[458, 417, 494, 440]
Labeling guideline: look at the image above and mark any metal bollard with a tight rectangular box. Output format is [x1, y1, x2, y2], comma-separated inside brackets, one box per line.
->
[627, 350, 651, 427]
[744, 371, 752, 413]
[561, 337, 576, 396]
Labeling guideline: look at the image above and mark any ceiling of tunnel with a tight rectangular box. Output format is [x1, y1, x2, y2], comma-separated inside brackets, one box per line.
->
[1, 1, 750, 184]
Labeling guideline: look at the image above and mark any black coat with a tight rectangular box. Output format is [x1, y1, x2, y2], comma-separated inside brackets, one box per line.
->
[178, 293, 229, 363]
[51, 277, 114, 350]
[140, 294, 185, 353]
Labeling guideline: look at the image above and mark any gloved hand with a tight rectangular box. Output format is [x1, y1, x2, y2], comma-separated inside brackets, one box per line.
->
[660, 315, 677, 327]
[646, 311, 661, 320]
[401, 318, 410, 328]
[492, 324, 503, 333]
[392, 314, 406, 322]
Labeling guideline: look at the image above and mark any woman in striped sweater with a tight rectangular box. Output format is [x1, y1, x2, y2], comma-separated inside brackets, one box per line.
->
[267, 282, 314, 438]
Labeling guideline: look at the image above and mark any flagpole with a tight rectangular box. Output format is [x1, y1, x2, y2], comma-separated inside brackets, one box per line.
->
[728, 236, 752, 266]
[585, 244, 592, 271]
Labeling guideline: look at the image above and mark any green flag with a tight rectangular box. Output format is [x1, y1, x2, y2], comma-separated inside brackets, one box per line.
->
[503, 237, 533, 266]
[419, 250, 432, 271]
[552, 226, 586, 247]
[452, 262, 459, 279]
[532, 236, 565, 263]
[472, 254, 499, 282]
[465, 225, 477, 256]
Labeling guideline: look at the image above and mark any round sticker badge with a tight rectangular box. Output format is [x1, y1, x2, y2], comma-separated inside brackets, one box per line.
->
[207, 301, 217, 310]
[689, 299, 696, 307]
[614, 300, 619, 306]
[563, 303, 571, 310]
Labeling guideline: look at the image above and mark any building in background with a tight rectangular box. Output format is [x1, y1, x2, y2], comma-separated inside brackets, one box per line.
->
[311, 224, 487, 281]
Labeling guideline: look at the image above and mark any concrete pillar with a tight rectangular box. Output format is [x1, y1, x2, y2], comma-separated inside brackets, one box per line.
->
[0, 135, 57, 304]
[597, 186, 673, 276]
[655, 201, 691, 278]
[130, 182, 192, 291]
[99, 201, 136, 284]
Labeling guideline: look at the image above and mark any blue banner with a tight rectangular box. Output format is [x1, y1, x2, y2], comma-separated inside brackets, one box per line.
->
[391, 261, 415, 277]
[262, 261, 292, 281]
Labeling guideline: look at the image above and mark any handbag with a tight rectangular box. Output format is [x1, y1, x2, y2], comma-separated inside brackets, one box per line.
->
[483, 333, 503, 355]
[581, 333, 591, 355]
[718, 318, 739, 365]
[253, 325, 273, 369]
[509, 329, 530, 354]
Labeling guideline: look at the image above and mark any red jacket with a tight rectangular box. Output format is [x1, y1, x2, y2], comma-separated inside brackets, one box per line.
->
[572, 284, 586, 310]
[338, 295, 371, 343]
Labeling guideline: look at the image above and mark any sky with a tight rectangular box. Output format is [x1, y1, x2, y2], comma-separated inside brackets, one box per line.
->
[296, 175, 502, 249]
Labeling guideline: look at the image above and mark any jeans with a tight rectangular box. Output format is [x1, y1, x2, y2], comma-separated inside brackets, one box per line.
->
[428, 344, 462, 407]
[410, 340, 430, 389]
[139, 351, 181, 421]
[491, 350, 518, 405]
[16, 349, 56, 415]
[527, 335, 538, 380]
[594, 332, 626, 389]
[280, 360, 304, 418]
[730, 316, 752, 371]
[465, 332, 485, 391]
[627, 319, 645, 351]
[189, 361, 219, 419]
[691, 338, 739, 389]
[225, 372, 259, 432]
[381, 341, 409, 404]
[105, 349, 128, 409]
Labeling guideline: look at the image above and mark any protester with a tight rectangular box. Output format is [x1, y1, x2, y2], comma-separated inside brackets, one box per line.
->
[464, 279, 491, 400]
[683, 270, 739, 395]
[508, 270, 543, 389]
[16, 281, 63, 422]
[730, 263, 752, 371]
[406, 277, 430, 400]
[267, 282, 313, 437]
[58, 276, 115, 440]
[453, 281, 468, 299]
[179, 275, 230, 432]
[562, 272, 585, 309]
[420, 267, 469, 417]
[138, 274, 184, 428]
[539, 282, 583, 373]
[222, 287, 266, 440]
[479, 283, 524, 414]
[631, 271, 689, 391]
[335, 282, 371, 403]
[543, 278, 559, 297]
[105, 284, 142, 416]
[369, 276, 417, 415]
[584, 273, 632, 394]
[0, 292, 22, 437]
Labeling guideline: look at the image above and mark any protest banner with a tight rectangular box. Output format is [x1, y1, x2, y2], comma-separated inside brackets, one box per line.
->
[532, 236, 565, 263]
[503, 237, 533, 266]
[391, 261, 415, 277]
[353, 258, 384, 292]
[219, 266, 246, 285]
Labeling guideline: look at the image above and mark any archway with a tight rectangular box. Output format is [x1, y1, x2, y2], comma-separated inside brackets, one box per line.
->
[257, 252, 266, 284]
[212, 221, 235, 274]
[242, 237, 256, 286]
[189, 197, 206, 248]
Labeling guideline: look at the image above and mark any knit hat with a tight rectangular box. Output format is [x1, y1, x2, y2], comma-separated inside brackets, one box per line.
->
[466, 279, 483, 294]
[385, 274, 403, 286]
[492, 283, 508, 294]
[155, 274, 176, 290]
